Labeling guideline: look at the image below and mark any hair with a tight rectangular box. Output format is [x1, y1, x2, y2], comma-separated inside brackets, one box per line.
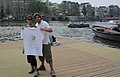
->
[27, 15, 33, 20]
[33, 13, 42, 19]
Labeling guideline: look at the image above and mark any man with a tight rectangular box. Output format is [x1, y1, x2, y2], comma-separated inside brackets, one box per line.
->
[33, 13, 56, 77]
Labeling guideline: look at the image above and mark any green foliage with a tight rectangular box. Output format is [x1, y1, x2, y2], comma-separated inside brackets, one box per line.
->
[58, 2, 67, 13]
[14, 1, 21, 15]
[48, 7, 57, 15]
[28, 0, 49, 14]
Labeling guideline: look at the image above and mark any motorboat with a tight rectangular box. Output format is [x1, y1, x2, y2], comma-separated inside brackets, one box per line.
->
[108, 20, 120, 25]
[67, 21, 89, 28]
[91, 25, 120, 41]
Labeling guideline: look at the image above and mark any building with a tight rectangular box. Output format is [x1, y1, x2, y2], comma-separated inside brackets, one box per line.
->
[0, 0, 28, 19]
[12, 0, 28, 20]
[95, 6, 109, 19]
[79, 2, 94, 20]
[109, 5, 120, 17]
[0, 0, 13, 18]
[61, 1, 79, 16]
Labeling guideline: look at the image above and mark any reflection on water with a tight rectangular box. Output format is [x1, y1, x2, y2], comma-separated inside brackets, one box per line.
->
[0, 21, 119, 49]
[93, 36, 120, 49]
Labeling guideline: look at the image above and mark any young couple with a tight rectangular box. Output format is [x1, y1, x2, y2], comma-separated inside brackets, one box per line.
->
[23, 13, 56, 77]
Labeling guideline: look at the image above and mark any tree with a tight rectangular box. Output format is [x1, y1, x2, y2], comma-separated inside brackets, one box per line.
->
[41, 2, 49, 14]
[28, 0, 49, 15]
[0, 6, 4, 18]
[48, 7, 57, 16]
[82, 5, 87, 17]
[14, 1, 21, 19]
[58, 2, 68, 15]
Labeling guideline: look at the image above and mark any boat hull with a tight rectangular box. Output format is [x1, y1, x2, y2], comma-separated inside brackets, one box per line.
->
[68, 24, 89, 28]
[92, 26, 120, 42]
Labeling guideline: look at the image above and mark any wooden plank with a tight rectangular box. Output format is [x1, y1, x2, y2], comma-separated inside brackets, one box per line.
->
[0, 38, 120, 77]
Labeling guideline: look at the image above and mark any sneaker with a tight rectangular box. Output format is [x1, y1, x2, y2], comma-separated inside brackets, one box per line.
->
[34, 70, 39, 77]
[51, 70, 56, 77]
[38, 65, 46, 71]
[28, 69, 35, 74]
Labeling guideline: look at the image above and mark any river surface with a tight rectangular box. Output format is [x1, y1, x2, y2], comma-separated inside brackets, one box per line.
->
[0, 21, 120, 49]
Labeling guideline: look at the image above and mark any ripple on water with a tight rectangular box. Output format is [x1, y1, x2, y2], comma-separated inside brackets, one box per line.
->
[0, 21, 120, 49]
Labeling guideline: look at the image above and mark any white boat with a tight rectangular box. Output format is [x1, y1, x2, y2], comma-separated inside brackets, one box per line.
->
[108, 20, 120, 25]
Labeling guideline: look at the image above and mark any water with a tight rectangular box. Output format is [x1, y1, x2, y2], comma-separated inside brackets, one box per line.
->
[0, 21, 119, 49]
[0, 26, 21, 42]
[49, 21, 120, 49]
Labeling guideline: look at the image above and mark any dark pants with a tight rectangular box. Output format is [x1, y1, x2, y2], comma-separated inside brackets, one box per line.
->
[27, 55, 37, 66]
[39, 44, 52, 63]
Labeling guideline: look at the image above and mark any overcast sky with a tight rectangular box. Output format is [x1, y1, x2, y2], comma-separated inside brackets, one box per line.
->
[49, 0, 120, 7]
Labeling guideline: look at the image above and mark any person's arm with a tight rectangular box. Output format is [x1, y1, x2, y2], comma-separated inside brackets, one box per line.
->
[40, 21, 53, 32]
[20, 28, 24, 39]
[40, 28, 53, 32]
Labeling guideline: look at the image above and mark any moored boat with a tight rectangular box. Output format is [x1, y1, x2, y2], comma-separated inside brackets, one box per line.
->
[108, 20, 120, 25]
[67, 22, 89, 28]
[91, 25, 120, 41]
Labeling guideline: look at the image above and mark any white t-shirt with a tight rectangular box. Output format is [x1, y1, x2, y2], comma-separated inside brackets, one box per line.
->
[35, 20, 51, 44]
[21, 28, 44, 56]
